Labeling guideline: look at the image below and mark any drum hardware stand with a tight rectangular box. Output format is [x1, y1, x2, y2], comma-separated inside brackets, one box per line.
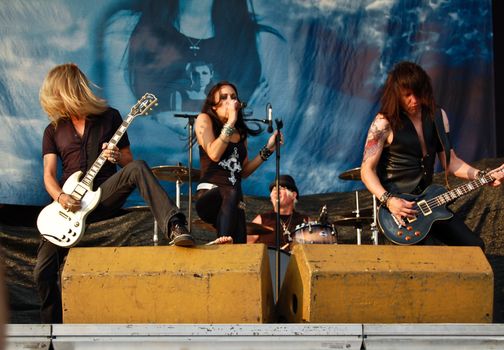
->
[331, 223, 338, 243]
[354, 191, 362, 245]
[370, 195, 379, 245]
[153, 221, 159, 246]
[174, 113, 198, 233]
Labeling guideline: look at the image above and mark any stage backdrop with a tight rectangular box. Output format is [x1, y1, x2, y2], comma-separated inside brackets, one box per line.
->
[0, 0, 496, 206]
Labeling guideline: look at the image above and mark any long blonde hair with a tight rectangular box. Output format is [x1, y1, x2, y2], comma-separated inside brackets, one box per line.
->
[39, 63, 108, 125]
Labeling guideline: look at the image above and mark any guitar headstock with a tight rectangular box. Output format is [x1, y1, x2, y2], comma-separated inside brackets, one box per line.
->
[130, 93, 158, 117]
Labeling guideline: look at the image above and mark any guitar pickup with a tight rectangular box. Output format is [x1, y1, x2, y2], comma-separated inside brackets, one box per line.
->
[58, 211, 71, 221]
[417, 200, 432, 216]
[406, 216, 417, 223]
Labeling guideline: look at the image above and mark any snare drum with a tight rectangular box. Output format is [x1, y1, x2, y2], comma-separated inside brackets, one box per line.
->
[292, 221, 336, 244]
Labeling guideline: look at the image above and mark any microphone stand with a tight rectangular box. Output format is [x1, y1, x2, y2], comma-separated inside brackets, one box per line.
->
[245, 115, 283, 300]
[174, 113, 198, 233]
[273, 119, 283, 302]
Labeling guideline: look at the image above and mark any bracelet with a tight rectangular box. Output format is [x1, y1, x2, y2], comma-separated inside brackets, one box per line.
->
[379, 191, 392, 207]
[259, 145, 273, 161]
[221, 123, 235, 137]
[57, 192, 64, 203]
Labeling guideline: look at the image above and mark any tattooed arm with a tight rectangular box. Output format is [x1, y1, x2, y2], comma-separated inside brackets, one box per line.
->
[360, 114, 416, 220]
[360, 114, 391, 199]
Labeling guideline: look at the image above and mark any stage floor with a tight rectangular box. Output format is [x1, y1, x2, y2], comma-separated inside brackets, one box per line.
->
[6, 323, 504, 350]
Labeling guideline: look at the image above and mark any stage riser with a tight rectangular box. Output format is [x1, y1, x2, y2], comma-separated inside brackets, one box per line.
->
[278, 245, 493, 323]
[62, 245, 274, 323]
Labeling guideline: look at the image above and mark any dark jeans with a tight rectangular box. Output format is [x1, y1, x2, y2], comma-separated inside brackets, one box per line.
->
[422, 210, 485, 249]
[195, 186, 246, 243]
[34, 160, 182, 323]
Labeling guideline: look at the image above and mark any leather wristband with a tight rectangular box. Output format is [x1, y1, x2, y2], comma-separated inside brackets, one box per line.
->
[379, 191, 392, 207]
[259, 146, 273, 161]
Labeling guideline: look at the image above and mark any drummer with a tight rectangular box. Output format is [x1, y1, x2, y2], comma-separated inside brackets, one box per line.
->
[248, 175, 308, 250]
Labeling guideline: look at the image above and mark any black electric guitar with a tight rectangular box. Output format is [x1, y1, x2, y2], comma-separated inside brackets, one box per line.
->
[378, 165, 504, 245]
[36, 93, 158, 247]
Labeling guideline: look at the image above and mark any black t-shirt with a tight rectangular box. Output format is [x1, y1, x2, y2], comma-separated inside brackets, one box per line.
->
[42, 107, 130, 189]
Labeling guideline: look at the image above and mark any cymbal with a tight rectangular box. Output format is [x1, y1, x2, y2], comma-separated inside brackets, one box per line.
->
[192, 219, 274, 235]
[338, 167, 361, 181]
[151, 165, 201, 182]
[246, 222, 274, 235]
[338, 206, 374, 218]
[333, 216, 373, 227]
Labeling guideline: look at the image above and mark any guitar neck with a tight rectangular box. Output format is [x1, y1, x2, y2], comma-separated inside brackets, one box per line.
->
[78, 113, 136, 190]
[434, 173, 495, 207]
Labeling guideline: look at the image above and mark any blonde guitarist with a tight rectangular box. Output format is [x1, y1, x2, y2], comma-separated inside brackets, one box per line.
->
[360, 61, 504, 247]
[34, 63, 194, 324]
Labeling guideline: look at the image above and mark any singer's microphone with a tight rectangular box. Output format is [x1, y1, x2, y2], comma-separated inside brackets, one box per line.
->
[266, 103, 273, 133]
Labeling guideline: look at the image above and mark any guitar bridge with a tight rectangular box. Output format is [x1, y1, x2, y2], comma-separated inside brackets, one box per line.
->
[417, 200, 432, 216]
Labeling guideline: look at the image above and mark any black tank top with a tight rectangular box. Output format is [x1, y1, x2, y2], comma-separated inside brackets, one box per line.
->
[199, 140, 247, 187]
[377, 111, 442, 194]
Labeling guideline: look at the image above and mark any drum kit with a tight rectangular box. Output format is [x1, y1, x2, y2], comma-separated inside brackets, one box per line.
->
[148, 164, 378, 246]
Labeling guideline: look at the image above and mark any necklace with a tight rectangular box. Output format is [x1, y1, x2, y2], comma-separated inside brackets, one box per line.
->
[280, 214, 293, 238]
[184, 35, 203, 56]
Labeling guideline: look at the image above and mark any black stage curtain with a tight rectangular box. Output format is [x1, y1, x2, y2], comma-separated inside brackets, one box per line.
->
[1, 158, 503, 323]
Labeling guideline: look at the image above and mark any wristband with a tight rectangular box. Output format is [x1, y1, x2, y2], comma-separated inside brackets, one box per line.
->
[221, 123, 235, 137]
[379, 191, 392, 206]
[57, 192, 64, 203]
[259, 145, 273, 161]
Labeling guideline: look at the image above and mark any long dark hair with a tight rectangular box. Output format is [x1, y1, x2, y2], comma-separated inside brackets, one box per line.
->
[201, 81, 261, 141]
[126, 0, 283, 103]
[380, 61, 436, 131]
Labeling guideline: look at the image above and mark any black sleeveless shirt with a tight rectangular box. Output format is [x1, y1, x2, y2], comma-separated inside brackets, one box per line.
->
[199, 140, 247, 187]
[377, 111, 442, 194]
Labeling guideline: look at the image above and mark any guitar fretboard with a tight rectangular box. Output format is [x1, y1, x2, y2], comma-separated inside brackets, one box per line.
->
[70, 113, 136, 200]
[423, 173, 495, 210]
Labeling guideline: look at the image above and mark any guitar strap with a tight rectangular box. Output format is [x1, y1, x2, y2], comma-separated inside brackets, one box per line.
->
[433, 108, 452, 189]
[86, 118, 102, 182]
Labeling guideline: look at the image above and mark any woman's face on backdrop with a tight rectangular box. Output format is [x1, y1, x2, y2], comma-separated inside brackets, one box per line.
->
[191, 65, 213, 89]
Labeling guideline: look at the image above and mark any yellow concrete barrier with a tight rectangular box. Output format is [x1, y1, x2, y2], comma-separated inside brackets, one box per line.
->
[62, 244, 274, 323]
[278, 245, 493, 323]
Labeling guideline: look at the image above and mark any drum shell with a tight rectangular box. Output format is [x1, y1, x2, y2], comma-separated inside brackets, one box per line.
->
[292, 222, 336, 244]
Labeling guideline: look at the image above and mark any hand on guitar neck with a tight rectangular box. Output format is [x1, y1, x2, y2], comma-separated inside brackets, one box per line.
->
[485, 164, 504, 187]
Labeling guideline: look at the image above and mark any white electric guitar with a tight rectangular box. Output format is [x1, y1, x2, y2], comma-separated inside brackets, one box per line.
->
[37, 93, 158, 247]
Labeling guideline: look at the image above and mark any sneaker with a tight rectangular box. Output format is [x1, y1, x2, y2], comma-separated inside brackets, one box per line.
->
[169, 222, 195, 247]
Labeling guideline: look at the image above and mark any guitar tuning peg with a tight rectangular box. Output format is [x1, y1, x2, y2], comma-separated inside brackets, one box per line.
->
[155, 103, 159, 106]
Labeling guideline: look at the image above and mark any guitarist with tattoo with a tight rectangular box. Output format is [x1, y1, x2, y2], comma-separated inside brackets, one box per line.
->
[34, 63, 195, 324]
[360, 61, 504, 247]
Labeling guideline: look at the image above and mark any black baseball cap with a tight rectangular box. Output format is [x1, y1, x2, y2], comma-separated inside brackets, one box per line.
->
[269, 175, 299, 196]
